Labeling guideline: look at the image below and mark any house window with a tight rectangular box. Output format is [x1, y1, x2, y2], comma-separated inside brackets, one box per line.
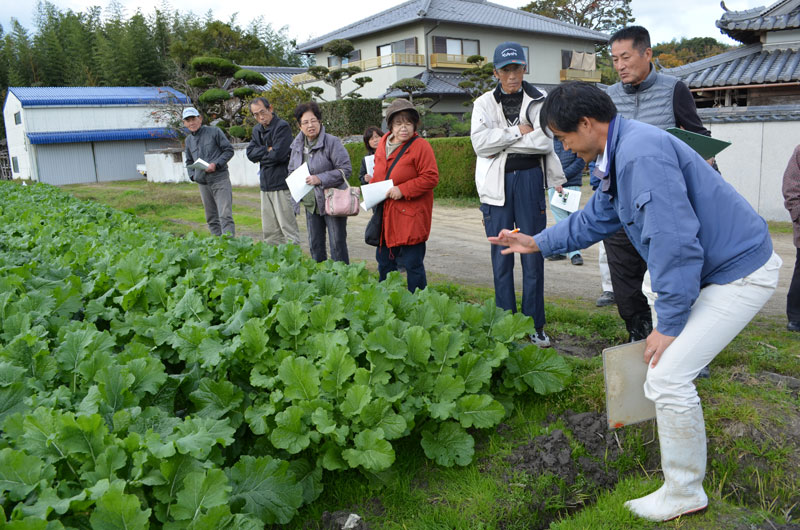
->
[11, 157, 19, 173]
[328, 49, 361, 67]
[14, 112, 21, 125]
[377, 38, 418, 57]
[432, 36, 480, 57]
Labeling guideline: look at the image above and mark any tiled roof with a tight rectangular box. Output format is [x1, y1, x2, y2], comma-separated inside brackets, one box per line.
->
[237, 66, 308, 91]
[8, 87, 189, 107]
[661, 43, 800, 87]
[27, 128, 180, 145]
[697, 103, 800, 123]
[717, 0, 800, 43]
[296, 0, 607, 52]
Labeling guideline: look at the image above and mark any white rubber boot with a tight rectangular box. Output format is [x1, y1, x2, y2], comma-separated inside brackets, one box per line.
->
[624, 405, 709, 521]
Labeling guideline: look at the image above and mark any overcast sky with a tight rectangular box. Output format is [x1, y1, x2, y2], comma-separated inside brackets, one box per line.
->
[2, 0, 767, 47]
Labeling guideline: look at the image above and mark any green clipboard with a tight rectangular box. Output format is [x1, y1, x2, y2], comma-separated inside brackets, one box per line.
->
[667, 128, 731, 159]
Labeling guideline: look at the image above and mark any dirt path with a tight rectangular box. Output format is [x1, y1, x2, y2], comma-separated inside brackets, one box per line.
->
[228, 188, 794, 318]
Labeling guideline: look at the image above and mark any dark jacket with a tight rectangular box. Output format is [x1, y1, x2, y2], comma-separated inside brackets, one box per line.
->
[371, 133, 439, 248]
[553, 139, 584, 188]
[184, 125, 234, 185]
[287, 126, 352, 214]
[246, 116, 292, 192]
[359, 154, 375, 185]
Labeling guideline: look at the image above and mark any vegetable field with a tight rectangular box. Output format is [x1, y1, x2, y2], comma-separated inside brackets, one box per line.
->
[0, 182, 571, 528]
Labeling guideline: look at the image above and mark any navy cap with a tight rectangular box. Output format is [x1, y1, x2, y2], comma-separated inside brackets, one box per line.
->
[493, 42, 527, 69]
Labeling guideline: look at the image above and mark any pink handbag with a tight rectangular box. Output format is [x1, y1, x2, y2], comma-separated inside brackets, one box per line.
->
[324, 180, 361, 217]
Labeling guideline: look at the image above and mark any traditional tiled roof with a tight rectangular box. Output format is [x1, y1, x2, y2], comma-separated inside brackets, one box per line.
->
[296, 0, 607, 53]
[237, 66, 308, 91]
[27, 128, 180, 145]
[7, 87, 189, 107]
[661, 43, 800, 87]
[382, 70, 560, 99]
[697, 103, 800, 123]
[717, 0, 800, 44]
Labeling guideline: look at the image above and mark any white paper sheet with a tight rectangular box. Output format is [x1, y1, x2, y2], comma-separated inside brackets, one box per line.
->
[360, 179, 394, 211]
[550, 188, 581, 213]
[364, 155, 375, 178]
[187, 158, 210, 171]
[285, 163, 314, 203]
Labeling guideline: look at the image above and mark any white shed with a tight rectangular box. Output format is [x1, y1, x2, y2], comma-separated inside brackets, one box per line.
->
[3, 86, 189, 185]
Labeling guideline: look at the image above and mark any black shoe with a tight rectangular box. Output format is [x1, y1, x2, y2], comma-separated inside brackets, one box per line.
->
[787, 320, 800, 332]
[529, 330, 551, 348]
[546, 254, 567, 261]
[596, 291, 615, 307]
[626, 313, 653, 342]
[694, 365, 710, 379]
[570, 254, 583, 266]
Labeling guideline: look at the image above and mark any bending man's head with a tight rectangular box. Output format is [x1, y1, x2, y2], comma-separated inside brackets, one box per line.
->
[539, 82, 617, 162]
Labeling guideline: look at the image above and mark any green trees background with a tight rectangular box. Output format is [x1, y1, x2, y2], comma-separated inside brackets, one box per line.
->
[0, 0, 305, 138]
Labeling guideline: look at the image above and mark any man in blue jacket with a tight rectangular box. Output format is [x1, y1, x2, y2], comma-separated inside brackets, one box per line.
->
[490, 82, 781, 522]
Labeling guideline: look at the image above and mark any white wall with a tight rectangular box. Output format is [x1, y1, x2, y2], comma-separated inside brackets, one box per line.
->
[2, 92, 33, 180]
[708, 120, 797, 222]
[146, 145, 260, 187]
[22, 105, 166, 133]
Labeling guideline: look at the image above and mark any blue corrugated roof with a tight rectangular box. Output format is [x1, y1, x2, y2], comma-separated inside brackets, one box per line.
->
[27, 128, 180, 145]
[9, 87, 189, 107]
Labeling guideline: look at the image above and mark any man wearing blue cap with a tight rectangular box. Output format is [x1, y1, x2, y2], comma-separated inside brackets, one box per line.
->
[182, 107, 235, 236]
[471, 41, 566, 348]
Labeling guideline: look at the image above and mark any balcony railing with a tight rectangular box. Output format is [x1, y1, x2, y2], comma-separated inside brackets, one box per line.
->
[429, 53, 482, 69]
[560, 68, 602, 82]
[291, 53, 426, 83]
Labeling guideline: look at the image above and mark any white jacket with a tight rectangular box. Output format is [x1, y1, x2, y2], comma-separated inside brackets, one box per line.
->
[470, 82, 566, 206]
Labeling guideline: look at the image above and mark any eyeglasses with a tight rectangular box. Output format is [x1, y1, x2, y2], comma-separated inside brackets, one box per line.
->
[300, 118, 320, 127]
[252, 109, 271, 117]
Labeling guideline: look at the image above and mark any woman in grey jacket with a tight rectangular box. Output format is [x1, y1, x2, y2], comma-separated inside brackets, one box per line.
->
[288, 102, 352, 263]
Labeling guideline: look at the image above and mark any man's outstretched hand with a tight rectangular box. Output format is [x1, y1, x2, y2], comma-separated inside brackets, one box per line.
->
[487, 229, 540, 255]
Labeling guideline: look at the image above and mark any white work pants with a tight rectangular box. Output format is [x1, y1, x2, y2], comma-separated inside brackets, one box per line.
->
[598, 241, 613, 292]
[644, 252, 781, 413]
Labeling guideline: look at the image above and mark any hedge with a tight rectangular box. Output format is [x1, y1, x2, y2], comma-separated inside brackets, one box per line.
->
[319, 99, 382, 137]
[344, 136, 476, 198]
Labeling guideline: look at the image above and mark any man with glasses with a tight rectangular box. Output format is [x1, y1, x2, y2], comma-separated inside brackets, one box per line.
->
[470, 41, 566, 348]
[246, 97, 300, 245]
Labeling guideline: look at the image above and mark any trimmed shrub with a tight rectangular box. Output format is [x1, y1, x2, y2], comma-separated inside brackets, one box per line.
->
[344, 136, 477, 198]
[234, 69, 268, 84]
[191, 56, 239, 76]
[253, 81, 315, 137]
[187, 76, 213, 89]
[233, 86, 255, 99]
[199, 88, 231, 104]
[228, 125, 249, 139]
[319, 99, 382, 137]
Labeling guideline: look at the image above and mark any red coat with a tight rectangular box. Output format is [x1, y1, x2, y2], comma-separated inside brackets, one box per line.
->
[371, 133, 439, 247]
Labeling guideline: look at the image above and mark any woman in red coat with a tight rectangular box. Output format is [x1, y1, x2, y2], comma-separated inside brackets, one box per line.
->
[370, 99, 439, 292]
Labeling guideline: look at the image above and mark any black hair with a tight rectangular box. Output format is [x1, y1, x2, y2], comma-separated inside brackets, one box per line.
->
[250, 97, 271, 110]
[538, 82, 617, 136]
[294, 101, 322, 123]
[609, 26, 651, 55]
[388, 110, 419, 131]
[363, 126, 384, 154]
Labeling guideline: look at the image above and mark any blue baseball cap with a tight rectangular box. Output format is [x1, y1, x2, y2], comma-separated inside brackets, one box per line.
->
[493, 42, 527, 69]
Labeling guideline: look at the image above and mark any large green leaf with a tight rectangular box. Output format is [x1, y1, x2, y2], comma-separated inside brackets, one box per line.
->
[278, 356, 320, 401]
[341, 429, 395, 471]
[227, 455, 304, 525]
[339, 384, 371, 418]
[270, 406, 310, 454]
[172, 468, 231, 521]
[0, 448, 53, 501]
[320, 347, 356, 396]
[172, 417, 236, 459]
[89, 482, 151, 530]
[309, 296, 344, 332]
[503, 346, 572, 394]
[420, 421, 474, 467]
[189, 379, 243, 419]
[455, 394, 505, 428]
[275, 300, 308, 338]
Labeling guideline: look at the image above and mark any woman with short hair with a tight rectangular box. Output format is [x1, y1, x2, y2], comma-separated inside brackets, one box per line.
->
[288, 101, 352, 263]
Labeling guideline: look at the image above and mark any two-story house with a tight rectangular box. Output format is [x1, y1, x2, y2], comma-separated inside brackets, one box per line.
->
[292, 0, 607, 113]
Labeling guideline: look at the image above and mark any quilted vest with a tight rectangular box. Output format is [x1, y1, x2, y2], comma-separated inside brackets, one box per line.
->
[606, 67, 679, 130]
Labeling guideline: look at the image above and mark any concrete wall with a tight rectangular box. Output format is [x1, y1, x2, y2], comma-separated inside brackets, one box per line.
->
[21, 105, 166, 133]
[146, 144, 261, 187]
[2, 92, 33, 180]
[707, 120, 797, 222]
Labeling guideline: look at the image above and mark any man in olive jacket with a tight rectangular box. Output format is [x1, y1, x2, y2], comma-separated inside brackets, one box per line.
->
[246, 97, 300, 245]
[183, 107, 235, 236]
